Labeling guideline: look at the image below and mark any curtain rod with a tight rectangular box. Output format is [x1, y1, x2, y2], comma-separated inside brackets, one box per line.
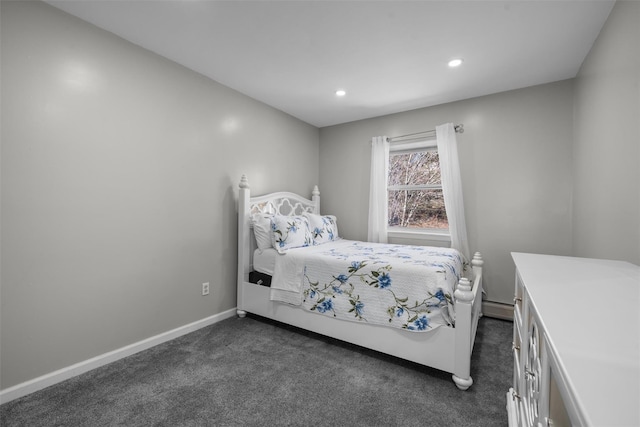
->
[387, 124, 464, 143]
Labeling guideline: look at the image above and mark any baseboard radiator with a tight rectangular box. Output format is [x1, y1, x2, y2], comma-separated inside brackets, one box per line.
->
[482, 301, 514, 321]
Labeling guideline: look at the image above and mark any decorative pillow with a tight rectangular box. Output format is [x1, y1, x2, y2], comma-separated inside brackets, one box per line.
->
[270, 215, 313, 253]
[304, 213, 340, 245]
[251, 213, 273, 252]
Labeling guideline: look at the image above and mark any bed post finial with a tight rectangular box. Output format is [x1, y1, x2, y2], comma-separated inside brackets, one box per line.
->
[454, 277, 473, 304]
[239, 174, 249, 189]
[471, 252, 483, 268]
[311, 185, 321, 214]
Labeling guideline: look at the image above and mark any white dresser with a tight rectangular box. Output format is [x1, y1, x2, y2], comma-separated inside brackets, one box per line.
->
[508, 253, 639, 427]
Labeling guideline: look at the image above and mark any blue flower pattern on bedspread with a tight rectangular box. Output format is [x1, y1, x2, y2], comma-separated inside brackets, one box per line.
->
[301, 241, 465, 331]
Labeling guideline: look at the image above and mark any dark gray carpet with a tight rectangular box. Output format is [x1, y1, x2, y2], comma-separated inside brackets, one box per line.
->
[1, 315, 513, 426]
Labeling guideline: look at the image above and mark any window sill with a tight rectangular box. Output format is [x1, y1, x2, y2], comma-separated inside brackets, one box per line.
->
[387, 228, 451, 242]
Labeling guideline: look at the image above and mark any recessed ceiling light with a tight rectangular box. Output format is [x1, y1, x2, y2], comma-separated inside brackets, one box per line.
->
[335, 89, 346, 97]
[448, 58, 463, 68]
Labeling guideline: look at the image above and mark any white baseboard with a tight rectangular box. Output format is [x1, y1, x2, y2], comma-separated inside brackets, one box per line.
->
[0, 308, 237, 405]
[482, 301, 514, 321]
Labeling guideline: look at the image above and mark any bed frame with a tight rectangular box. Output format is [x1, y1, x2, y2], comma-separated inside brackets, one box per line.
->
[236, 175, 484, 390]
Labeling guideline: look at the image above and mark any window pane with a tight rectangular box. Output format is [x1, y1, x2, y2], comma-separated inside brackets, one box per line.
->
[388, 151, 441, 186]
[387, 189, 448, 229]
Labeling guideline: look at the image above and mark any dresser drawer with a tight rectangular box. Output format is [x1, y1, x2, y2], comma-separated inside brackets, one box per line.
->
[513, 271, 524, 324]
[512, 324, 522, 393]
[548, 373, 571, 427]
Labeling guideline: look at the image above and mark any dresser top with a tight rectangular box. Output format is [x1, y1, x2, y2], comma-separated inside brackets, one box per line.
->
[512, 252, 640, 427]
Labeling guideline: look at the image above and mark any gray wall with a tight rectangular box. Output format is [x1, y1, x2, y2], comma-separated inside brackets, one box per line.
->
[573, 0, 640, 265]
[319, 81, 575, 306]
[1, 1, 319, 389]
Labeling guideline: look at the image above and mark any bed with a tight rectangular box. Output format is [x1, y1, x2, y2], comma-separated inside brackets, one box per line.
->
[236, 174, 484, 390]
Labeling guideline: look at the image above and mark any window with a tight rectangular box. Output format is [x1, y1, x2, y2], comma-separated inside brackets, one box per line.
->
[387, 142, 448, 231]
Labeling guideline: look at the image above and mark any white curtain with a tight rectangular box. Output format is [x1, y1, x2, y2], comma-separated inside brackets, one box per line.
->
[368, 136, 389, 243]
[436, 123, 470, 262]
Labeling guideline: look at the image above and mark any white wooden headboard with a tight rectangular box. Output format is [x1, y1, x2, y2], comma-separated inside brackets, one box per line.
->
[237, 175, 320, 287]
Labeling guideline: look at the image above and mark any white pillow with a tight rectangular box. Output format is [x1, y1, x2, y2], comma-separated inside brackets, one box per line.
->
[251, 213, 273, 251]
[270, 215, 313, 254]
[304, 213, 340, 245]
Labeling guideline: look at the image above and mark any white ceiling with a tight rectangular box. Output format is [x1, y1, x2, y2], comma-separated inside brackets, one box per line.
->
[47, 0, 614, 128]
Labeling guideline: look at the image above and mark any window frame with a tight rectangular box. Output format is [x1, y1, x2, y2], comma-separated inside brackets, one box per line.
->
[386, 139, 451, 242]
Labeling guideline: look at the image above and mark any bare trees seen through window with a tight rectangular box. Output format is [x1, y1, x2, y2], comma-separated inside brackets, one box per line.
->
[388, 150, 448, 229]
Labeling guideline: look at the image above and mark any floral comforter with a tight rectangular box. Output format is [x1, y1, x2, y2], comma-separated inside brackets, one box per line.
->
[270, 240, 465, 332]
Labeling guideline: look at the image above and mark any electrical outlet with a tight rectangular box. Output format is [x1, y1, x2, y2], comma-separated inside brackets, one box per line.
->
[202, 282, 210, 296]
